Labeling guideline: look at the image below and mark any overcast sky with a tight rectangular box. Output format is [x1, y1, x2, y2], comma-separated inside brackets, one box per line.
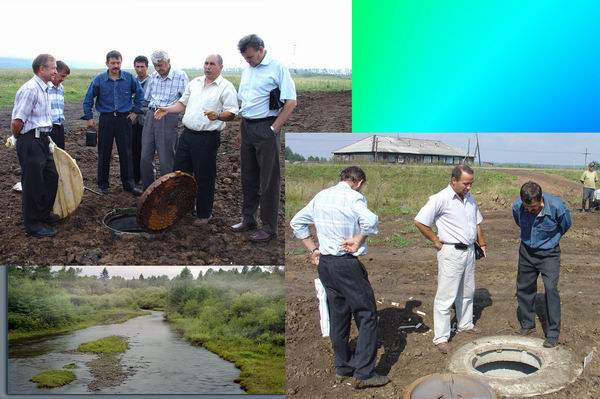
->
[50, 266, 252, 279]
[286, 133, 600, 167]
[2, 0, 350, 70]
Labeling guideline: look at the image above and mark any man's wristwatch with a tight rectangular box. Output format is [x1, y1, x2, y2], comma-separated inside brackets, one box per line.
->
[310, 247, 319, 254]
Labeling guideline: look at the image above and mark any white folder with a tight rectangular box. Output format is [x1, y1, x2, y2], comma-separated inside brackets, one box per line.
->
[314, 278, 330, 337]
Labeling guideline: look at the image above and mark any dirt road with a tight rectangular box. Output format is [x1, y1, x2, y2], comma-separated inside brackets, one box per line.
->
[285, 169, 600, 398]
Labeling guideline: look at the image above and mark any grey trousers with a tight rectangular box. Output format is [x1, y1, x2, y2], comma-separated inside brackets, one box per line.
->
[140, 110, 179, 189]
[517, 243, 561, 338]
[240, 117, 281, 235]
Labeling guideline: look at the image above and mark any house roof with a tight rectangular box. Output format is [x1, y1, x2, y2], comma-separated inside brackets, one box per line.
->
[333, 135, 469, 157]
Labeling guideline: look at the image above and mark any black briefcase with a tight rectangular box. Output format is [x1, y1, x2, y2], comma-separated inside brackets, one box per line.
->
[269, 87, 284, 110]
[474, 242, 485, 260]
[85, 130, 97, 147]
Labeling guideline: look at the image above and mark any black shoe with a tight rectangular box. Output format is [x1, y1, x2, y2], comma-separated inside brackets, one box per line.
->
[26, 226, 57, 238]
[543, 337, 558, 348]
[518, 327, 536, 336]
[335, 373, 353, 384]
[43, 213, 61, 225]
[249, 229, 276, 242]
[230, 221, 257, 233]
[99, 187, 109, 195]
[354, 373, 390, 389]
[125, 187, 143, 197]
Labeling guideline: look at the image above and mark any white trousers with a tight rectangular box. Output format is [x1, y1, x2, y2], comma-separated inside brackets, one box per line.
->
[433, 244, 475, 344]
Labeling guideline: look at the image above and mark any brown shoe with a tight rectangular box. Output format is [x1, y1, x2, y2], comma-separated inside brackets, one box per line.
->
[230, 221, 257, 233]
[459, 326, 481, 335]
[436, 342, 450, 354]
[249, 229, 275, 242]
[192, 218, 210, 226]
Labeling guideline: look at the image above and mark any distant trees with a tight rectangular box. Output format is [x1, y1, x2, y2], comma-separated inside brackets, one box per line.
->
[100, 268, 109, 281]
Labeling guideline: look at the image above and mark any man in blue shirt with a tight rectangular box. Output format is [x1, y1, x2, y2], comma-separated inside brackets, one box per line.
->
[512, 181, 572, 348]
[82, 50, 143, 196]
[132, 55, 150, 186]
[48, 60, 70, 150]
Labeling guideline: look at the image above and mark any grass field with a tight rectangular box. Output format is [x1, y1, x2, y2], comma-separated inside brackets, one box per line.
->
[286, 163, 519, 219]
[0, 68, 351, 107]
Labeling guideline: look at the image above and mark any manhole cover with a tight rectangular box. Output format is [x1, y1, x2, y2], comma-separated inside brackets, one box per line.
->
[403, 373, 496, 399]
[448, 335, 583, 397]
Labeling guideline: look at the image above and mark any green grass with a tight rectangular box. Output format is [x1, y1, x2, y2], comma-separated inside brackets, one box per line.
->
[371, 233, 413, 248]
[0, 69, 351, 107]
[78, 335, 129, 354]
[8, 308, 149, 341]
[286, 163, 518, 219]
[543, 169, 583, 183]
[169, 317, 284, 394]
[63, 363, 78, 369]
[30, 370, 75, 388]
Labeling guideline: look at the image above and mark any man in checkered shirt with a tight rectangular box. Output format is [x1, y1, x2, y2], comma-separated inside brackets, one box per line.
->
[48, 60, 70, 150]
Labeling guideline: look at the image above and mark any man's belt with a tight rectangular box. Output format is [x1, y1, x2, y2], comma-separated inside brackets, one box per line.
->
[25, 127, 52, 137]
[100, 111, 129, 116]
[243, 116, 277, 124]
[444, 242, 472, 250]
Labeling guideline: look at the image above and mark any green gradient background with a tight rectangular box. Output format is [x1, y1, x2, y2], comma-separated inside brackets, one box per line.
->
[352, 1, 600, 132]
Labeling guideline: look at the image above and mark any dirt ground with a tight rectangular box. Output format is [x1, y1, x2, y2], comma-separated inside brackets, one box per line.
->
[285, 170, 600, 398]
[0, 91, 349, 265]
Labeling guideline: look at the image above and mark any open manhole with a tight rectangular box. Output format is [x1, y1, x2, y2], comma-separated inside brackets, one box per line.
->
[403, 373, 496, 399]
[448, 335, 583, 397]
[102, 171, 196, 236]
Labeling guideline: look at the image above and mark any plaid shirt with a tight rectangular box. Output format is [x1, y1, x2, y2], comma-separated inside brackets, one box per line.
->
[290, 181, 379, 256]
[11, 75, 53, 133]
[48, 83, 65, 125]
[145, 68, 188, 108]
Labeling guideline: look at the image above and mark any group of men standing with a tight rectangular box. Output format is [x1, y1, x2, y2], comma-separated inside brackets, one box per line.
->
[291, 164, 572, 389]
[10, 34, 295, 242]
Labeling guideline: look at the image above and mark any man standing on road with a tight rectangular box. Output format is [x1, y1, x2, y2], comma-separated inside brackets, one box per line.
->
[48, 60, 70, 150]
[512, 181, 571, 348]
[154, 54, 238, 226]
[140, 50, 188, 190]
[132, 55, 150, 186]
[231, 34, 297, 243]
[82, 50, 144, 196]
[414, 164, 487, 354]
[9, 54, 60, 237]
[580, 163, 598, 212]
[290, 166, 390, 389]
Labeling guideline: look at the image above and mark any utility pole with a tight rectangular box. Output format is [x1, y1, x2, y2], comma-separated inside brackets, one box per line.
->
[464, 138, 471, 164]
[583, 147, 590, 166]
[474, 133, 482, 166]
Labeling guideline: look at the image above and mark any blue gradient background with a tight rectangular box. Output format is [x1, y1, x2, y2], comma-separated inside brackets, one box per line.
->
[353, 1, 600, 132]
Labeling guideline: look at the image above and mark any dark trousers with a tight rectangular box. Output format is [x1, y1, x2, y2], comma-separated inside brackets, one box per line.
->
[132, 122, 143, 184]
[240, 117, 280, 234]
[517, 243, 561, 338]
[49, 124, 65, 150]
[317, 255, 378, 380]
[16, 132, 58, 232]
[97, 113, 135, 190]
[174, 128, 220, 219]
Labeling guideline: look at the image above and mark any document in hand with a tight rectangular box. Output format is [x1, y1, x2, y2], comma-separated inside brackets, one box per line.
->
[314, 278, 330, 337]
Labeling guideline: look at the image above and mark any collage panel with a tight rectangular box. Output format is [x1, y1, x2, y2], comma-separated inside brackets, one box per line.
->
[285, 133, 600, 398]
[3, 266, 285, 396]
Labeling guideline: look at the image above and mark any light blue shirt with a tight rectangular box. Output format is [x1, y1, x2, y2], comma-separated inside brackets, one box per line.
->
[238, 52, 296, 119]
[290, 181, 378, 256]
[12, 75, 52, 134]
[48, 83, 65, 125]
[144, 67, 188, 108]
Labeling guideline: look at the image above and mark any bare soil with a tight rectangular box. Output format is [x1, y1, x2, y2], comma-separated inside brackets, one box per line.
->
[0, 90, 352, 265]
[285, 169, 600, 398]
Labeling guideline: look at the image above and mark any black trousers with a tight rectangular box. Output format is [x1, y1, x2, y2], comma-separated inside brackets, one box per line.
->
[240, 117, 280, 234]
[16, 132, 58, 232]
[132, 121, 143, 184]
[173, 128, 220, 219]
[517, 243, 561, 338]
[97, 113, 135, 190]
[317, 254, 378, 380]
[49, 124, 65, 150]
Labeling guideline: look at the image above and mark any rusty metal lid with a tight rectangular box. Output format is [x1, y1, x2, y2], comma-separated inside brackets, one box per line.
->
[137, 171, 196, 233]
[403, 373, 496, 399]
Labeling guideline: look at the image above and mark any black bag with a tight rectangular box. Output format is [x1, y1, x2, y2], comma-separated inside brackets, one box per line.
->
[474, 242, 485, 260]
[269, 87, 284, 110]
[85, 130, 97, 147]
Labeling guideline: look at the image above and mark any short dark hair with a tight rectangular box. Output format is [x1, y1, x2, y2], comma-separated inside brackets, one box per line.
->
[32, 54, 55, 73]
[520, 181, 543, 204]
[340, 166, 366, 183]
[106, 50, 122, 62]
[238, 34, 264, 52]
[56, 60, 70, 74]
[451, 164, 474, 180]
[133, 55, 148, 66]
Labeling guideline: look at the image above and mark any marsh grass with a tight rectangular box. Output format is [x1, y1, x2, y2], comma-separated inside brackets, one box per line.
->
[30, 370, 75, 388]
[78, 335, 129, 354]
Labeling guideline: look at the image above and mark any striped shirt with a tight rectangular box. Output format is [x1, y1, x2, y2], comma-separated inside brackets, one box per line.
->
[48, 83, 65, 125]
[144, 67, 188, 108]
[11, 75, 53, 134]
[290, 181, 379, 256]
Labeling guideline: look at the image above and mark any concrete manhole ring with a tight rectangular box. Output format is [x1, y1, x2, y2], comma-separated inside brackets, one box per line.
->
[448, 335, 583, 397]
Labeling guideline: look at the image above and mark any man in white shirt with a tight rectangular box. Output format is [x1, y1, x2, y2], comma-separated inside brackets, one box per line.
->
[414, 164, 488, 354]
[154, 54, 238, 226]
[231, 34, 297, 242]
[290, 166, 390, 389]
